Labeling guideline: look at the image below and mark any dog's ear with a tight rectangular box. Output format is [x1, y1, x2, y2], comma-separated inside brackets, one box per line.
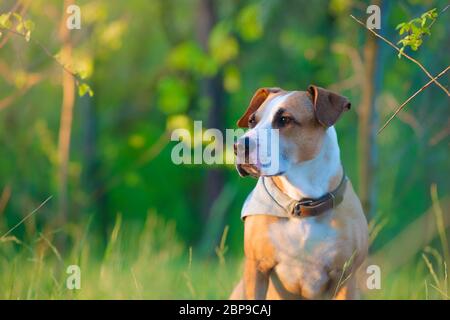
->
[237, 87, 281, 128]
[307, 85, 351, 127]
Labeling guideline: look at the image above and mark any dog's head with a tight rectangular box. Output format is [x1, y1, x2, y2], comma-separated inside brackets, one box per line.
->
[234, 85, 350, 177]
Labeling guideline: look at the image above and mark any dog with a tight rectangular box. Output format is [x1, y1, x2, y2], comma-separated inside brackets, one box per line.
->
[230, 85, 368, 300]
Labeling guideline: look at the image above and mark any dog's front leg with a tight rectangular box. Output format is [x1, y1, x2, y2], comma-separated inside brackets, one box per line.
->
[244, 258, 270, 299]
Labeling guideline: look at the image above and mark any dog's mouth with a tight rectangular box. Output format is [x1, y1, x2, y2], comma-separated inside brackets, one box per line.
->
[236, 163, 286, 178]
[236, 163, 260, 178]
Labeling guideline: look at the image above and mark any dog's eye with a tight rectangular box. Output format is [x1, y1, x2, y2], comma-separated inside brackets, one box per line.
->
[278, 116, 292, 127]
[248, 115, 256, 128]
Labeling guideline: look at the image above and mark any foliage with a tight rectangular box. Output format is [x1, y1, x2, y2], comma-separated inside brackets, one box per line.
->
[0, 11, 34, 41]
[0, 11, 93, 97]
[396, 8, 438, 57]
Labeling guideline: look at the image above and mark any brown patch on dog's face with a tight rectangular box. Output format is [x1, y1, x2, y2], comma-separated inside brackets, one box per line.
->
[237, 87, 284, 128]
[272, 91, 327, 163]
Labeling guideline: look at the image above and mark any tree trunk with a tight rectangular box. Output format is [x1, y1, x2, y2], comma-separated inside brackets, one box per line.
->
[358, 0, 386, 218]
[195, 0, 229, 255]
[80, 90, 109, 245]
[57, 0, 75, 226]
[196, 0, 225, 221]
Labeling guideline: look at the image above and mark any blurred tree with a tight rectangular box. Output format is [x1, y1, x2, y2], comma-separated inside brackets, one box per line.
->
[358, 0, 385, 218]
[197, 0, 226, 221]
[56, 0, 75, 235]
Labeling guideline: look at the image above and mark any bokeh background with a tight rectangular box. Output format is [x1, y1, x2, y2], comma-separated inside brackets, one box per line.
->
[0, 0, 448, 299]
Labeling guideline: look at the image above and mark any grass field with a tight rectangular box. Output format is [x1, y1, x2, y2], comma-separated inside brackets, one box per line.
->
[1, 212, 448, 300]
[0, 214, 242, 299]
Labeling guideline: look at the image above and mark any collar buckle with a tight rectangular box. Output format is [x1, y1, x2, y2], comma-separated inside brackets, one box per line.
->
[293, 199, 314, 216]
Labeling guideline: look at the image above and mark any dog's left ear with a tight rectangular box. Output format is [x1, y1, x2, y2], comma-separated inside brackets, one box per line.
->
[237, 87, 281, 128]
[307, 85, 351, 127]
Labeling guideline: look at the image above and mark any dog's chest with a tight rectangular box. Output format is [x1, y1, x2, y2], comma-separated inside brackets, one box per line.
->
[268, 215, 340, 296]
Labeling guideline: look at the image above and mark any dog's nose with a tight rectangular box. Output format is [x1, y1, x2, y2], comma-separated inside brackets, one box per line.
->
[235, 137, 251, 156]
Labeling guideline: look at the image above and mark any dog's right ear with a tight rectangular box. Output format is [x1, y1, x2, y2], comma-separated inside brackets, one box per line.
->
[237, 87, 281, 128]
[307, 85, 351, 128]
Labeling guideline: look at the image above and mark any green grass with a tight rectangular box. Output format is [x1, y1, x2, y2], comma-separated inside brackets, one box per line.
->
[0, 213, 242, 299]
[1, 211, 448, 299]
[364, 252, 449, 300]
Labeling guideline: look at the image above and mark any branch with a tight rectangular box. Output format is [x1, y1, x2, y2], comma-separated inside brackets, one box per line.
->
[0, 73, 42, 111]
[330, 43, 365, 92]
[378, 66, 450, 134]
[350, 15, 449, 96]
[0, 195, 53, 240]
[383, 93, 423, 137]
[429, 122, 450, 146]
[0, 0, 24, 49]
[0, 26, 81, 85]
[427, 4, 449, 29]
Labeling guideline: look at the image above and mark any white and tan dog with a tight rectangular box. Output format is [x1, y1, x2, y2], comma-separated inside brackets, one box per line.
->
[231, 86, 368, 300]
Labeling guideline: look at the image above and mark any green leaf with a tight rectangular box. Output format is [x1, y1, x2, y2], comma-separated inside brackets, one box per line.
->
[397, 47, 404, 59]
[410, 23, 419, 35]
[236, 4, 264, 42]
[223, 65, 241, 93]
[421, 17, 426, 27]
[128, 134, 145, 149]
[16, 21, 24, 33]
[398, 23, 411, 35]
[208, 22, 239, 64]
[25, 29, 31, 42]
[168, 41, 217, 76]
[12, 12, 22, 23]
[166, 114, 192, 132]
[24, 20, 35, 31]
[0, 13, 12, 28]
[157, 77, 189, 114]
[77, 70, 88, 80]
[78, 83, 94, 97]
[424, 8, 438, 19]
[396, 7, 439, 54]
[395, 22, 405, 30]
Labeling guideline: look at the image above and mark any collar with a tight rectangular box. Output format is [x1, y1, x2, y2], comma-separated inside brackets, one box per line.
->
[262, 170, 347, 218]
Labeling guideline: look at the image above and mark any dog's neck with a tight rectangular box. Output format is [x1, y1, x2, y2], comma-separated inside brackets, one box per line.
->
[273, 127, 343, 200]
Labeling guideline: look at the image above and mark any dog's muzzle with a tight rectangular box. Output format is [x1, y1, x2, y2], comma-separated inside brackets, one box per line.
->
[236, 163, 260, 178]
[234, 139, 260, 178]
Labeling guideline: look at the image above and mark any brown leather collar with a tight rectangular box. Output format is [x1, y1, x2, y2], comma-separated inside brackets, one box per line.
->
[292, 172, 347, 217]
